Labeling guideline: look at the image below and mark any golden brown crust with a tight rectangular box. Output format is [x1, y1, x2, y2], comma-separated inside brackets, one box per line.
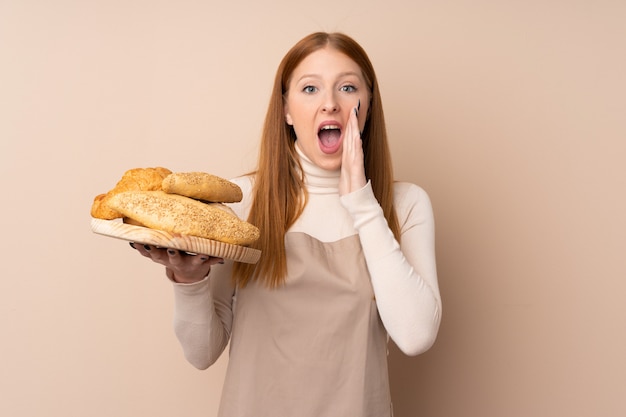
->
[90, 167, 172, 219]
[162, 172, 243, 203]
[107, 190, 259, 246]
[114, 167, 172, 193]
[90, 193, 120, 219]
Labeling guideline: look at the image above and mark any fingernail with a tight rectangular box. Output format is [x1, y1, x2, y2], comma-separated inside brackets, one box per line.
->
[143, 244, 151, 251]
[129, 242, 136, 249]
[357, 99, 361, 112]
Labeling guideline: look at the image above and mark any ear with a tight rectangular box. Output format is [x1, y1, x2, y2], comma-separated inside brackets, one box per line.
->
[284, 104, 293, 126]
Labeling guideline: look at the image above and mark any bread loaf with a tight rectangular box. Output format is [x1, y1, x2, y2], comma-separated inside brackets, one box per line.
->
[107, 190, 259, 246]
[162, 172, 243, 203]
[91, 167, 172, 219]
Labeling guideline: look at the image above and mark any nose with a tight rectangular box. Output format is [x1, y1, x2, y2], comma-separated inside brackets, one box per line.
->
[321, 92, 339, 113]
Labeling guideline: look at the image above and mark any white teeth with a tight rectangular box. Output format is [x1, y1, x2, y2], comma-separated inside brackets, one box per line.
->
[320, 125, 340, 130]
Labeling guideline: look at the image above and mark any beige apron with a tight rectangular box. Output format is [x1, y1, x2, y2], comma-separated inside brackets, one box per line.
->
[218, 232, 392, 417]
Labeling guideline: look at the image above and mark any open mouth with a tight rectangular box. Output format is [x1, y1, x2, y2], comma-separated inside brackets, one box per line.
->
[318, 124, 342, 154]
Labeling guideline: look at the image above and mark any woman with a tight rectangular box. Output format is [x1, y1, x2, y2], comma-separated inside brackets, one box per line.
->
[133, 32, 441, 417]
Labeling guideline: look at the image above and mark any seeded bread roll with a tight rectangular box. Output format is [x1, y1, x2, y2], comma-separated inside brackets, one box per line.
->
[106, 190, 259, 246]
[91, 167, 172, 220]
[162, 172, 243, 203]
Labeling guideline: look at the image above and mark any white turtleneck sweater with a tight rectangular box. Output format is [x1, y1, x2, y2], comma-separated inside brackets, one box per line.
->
[172, 143, 442, 370]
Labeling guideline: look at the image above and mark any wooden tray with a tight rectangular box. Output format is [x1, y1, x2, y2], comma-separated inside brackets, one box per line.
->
[91, 218, 261, 264]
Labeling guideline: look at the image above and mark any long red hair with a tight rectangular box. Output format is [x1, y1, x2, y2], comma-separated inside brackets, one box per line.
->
[233, 32, 400, 287]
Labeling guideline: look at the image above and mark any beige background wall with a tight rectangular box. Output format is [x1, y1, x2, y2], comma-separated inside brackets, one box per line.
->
[1, 1, 624, 416]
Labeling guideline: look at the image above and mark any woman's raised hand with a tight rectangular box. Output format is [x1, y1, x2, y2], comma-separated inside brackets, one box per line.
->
[339, 100, 367, 196]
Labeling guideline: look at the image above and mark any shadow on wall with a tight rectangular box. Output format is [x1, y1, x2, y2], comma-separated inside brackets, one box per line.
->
[388, 325, 444, 416]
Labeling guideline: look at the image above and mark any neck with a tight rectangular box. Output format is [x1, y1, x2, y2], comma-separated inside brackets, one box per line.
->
[295, 141, 340, 193]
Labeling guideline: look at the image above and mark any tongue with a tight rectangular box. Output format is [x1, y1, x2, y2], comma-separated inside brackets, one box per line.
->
[318, 129, 341, 152]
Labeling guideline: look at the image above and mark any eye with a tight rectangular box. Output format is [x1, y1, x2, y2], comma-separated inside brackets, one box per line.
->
[303, 85, 318, 94]
[340, 85, 357, 93]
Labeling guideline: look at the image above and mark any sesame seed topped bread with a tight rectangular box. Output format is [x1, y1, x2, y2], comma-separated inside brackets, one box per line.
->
[106, 190, 259, 246]
[91, 168, 259, 247]
[161, 172, 243, 203]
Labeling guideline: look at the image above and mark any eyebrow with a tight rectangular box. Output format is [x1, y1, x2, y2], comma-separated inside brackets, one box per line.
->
[295, 71, 363, 83]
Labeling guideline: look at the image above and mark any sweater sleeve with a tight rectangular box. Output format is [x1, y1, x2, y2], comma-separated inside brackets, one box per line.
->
[170, 176, 252, 369]
[340, 181, 442, 356]
[172, 261, 236, 369]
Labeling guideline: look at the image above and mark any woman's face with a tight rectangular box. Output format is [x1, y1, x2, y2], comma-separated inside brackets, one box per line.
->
[284, 47, 370, 171]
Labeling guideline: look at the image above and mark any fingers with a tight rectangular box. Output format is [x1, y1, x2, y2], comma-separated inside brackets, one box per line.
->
[341, 103, 359, 161]
[129, 242, 224, 267]
[165, 248, 224, 267]
[350, 101, 363, 152]
[129, 243, 225, 283]
[131, 242, 162, 259]
[339, 101, 366, 195]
